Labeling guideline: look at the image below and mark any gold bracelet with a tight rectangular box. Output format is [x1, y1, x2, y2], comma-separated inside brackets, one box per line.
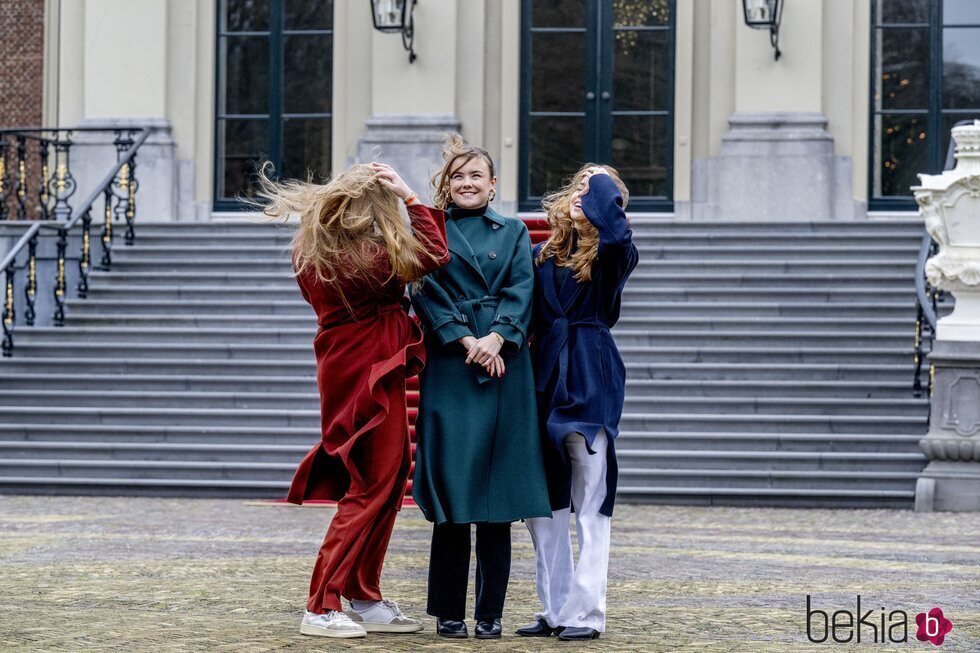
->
[403, 193, 419, 206]
[492, 331, 505, 345]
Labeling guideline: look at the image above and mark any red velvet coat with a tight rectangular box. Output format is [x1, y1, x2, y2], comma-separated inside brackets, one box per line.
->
[287, 204, 450, 504]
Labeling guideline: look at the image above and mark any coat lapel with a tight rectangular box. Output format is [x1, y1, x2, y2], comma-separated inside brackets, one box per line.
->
[445, 217, 489, 290]
[538, 256, 566, 316]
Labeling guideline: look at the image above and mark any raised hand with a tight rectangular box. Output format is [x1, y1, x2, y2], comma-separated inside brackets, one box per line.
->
[371, 162, 413, 199]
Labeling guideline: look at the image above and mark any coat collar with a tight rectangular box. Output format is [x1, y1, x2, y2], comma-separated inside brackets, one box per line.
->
[445, 218, 490, 291]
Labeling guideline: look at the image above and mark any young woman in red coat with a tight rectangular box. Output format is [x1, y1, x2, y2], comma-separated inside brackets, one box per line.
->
[258, 162, 450, 638]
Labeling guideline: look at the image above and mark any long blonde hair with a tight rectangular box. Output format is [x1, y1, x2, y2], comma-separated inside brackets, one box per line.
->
[535, 163, 629, 283]
[255, 162, 439, 286]
[430, 133, 496, 210]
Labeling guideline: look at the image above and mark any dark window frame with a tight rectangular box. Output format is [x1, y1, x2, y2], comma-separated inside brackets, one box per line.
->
[868, 0, 980, 211]
[519, 0, 676, 213]
[213, 0, 333, 211]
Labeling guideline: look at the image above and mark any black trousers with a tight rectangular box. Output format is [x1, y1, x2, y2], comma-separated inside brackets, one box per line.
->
[426, 522, 512, 621]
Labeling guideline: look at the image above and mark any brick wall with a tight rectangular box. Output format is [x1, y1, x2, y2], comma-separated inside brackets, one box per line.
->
[0, 0, 44, 129]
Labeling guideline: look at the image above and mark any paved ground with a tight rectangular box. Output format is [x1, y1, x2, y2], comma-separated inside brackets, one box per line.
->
[0, 496, 977, 652]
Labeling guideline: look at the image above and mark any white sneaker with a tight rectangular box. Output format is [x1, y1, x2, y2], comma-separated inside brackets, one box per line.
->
[345, 599, 424, 633]
[300, 610, 367, 638]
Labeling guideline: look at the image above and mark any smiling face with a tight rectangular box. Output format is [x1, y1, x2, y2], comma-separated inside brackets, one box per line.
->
[449, 156, 497, 209]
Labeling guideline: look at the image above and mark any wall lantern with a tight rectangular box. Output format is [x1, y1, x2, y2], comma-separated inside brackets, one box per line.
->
[370, 0, 418, 63]
[742, 0, 782, 61]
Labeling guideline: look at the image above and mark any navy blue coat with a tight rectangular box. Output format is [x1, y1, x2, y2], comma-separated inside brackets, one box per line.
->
[530, 174, 639, 517]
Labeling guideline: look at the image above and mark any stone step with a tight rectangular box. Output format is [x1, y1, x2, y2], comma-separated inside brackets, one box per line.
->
[0, 440, 310, 463]
[616, 449, 926, 471]
[0, 475, 288, 498]
[617, 345, 914, 365]
[86, 285, 301, 301]
[14, 341, 318, 361]
[15, 327, 316, 345]
[88, 271, 295, 286]
[615, 485, 914, 509]
[0, 423, 318, 444]
[618, 466, 918, 491]
[629, 233, 921, 247]
[612, 329, 915, 349]
[615, 430, 923, 453]
[108, 258, 293, 273]
[64, 298, 312, 316]
[0, 458, 296, 482]
[633, 245, 919, 260]
[617, 412, 926, 434]
[620, 395, 927, 417]
[117, 245, 291, 260]
[622, 287, 913, 302]
[622, 379, 915, 399]
[625, 272, 915, 289]
[633, 260, 915, 274]
[0, 406, 323, 427]
[619, 301, 915, 318]
[0, 372, 322, 393]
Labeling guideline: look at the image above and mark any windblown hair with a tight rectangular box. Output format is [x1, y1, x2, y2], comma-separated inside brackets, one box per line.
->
[430, 133, 496, 210]
[254, 162, 439, 287]
[535, 163, 629, 283]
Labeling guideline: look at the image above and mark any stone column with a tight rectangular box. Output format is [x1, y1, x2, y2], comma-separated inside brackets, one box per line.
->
[913, 120, 980, 512]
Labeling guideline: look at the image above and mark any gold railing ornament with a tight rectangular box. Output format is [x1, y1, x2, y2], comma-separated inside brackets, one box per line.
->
[56, 163, 67, 192]
[17, 160, 25, 198]
[4, 279, 12, 326]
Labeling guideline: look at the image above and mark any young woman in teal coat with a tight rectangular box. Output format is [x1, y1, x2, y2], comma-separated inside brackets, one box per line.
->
[411, 135, 552, 639]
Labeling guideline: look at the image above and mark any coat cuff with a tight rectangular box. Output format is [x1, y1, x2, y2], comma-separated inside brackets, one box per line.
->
[490, 318, 526, 350]
[435, 320, 474, 346]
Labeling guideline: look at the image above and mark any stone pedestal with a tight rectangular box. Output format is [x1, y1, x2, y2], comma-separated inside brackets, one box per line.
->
[915, 341, 980, 511]
[69, 117, 177, 222]
[913, 120, 980, 512]
[355, 114, 461, 205]
[709, 112, 842, 221]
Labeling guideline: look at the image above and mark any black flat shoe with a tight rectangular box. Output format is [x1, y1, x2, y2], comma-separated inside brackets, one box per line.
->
[557, 626, 600, 641]
[436, 619, 468, 638]
[475, 618, 502, 639]
[516, 618, 562, 637]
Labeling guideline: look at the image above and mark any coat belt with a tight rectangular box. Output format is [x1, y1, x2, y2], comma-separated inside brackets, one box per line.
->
[452, 296, 501, 334]
[535, 317, 610, 394]
[318, 300, 408, 331]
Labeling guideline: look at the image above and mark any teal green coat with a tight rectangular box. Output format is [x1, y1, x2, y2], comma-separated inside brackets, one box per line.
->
[410, 206, 553, 525]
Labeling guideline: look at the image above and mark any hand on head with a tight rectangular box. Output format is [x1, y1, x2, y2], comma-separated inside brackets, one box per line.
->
[371, 162, 414, 200]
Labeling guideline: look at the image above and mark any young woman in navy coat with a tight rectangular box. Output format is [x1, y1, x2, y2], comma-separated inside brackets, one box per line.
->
[518, 164, 638, 641]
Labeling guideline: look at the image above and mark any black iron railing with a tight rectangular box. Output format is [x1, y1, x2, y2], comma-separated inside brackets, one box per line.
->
[1, 127, 149, 356]
[911, 120, 974, 397]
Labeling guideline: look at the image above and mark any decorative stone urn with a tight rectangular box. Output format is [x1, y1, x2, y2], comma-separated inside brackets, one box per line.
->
[912, 120, 980, 512]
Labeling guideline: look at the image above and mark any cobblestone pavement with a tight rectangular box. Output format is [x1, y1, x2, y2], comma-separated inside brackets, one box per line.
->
[0, 496, 977, 652]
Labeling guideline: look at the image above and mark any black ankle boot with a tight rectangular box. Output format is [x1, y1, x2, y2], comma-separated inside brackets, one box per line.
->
[436, 618, 468, 638]
[475, 618, 502, 639]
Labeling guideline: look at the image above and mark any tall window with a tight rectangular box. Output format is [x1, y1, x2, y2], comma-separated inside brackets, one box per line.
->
[870, 0, 980, 210]
[214, 0, 333, 209]
[519, 0, 675, 212]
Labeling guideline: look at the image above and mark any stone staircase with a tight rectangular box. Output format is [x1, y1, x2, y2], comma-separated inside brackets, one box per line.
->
[0, 219, 931, 507]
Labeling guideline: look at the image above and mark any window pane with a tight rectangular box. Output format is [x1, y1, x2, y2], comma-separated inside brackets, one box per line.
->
[532, 0, 585, 28]
[222, 0, 270, 32]
[218, 119, 268, 199]
[613, 0, 670, 27]
[285, 0, 333, 30]
[944, 0, 980, 25]
[220, 36, 269, 115]
[873, 113, 928, 197]
[613, 30, 669, 111]
[282, 118, 331, 181]
[531, 32, 586, 112]
[876, 0, 928, 24]
[943, 28, 980, 109]
[874, 28, 929, 110]
[529, 116, 585, 199]
[941, 114, 979, 169]
[283, 34, 332, 113]
[610, 115, 669, 198]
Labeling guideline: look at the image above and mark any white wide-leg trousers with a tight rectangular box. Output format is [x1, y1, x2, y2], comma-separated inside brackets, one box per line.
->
[526, 429, 611, 632]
